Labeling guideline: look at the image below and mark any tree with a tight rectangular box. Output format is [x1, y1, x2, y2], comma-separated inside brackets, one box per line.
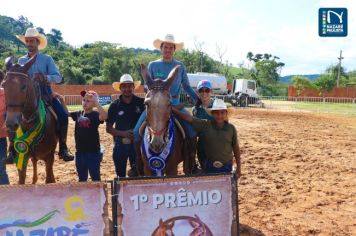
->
[291, 76, 316, 96]
[102, 58, 122, 84]
[194, 37, 205, 72]
[314, 74, 336, 96]
[47, 28, 63, 48]
[36, 27, 45, 34]
[246, 52, 285, 95]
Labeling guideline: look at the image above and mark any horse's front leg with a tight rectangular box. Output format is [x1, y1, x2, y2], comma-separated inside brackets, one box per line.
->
[32, 158, 38, 184]
[45, 153, 55, 183]
[165, 165, 178, 176]
[18, 165, 27, 184]
[143, 164, 154, 176]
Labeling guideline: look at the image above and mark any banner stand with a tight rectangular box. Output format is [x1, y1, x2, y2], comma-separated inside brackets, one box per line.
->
[232, 171, 240, 236]
[112, 172, 239, 236]
[111, 180, 118, 236]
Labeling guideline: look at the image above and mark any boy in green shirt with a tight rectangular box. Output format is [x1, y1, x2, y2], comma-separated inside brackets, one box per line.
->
[173, 99, 241, 177]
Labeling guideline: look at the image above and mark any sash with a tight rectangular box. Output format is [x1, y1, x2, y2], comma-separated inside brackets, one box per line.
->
[142, 116, 175, 176]
[14, 100, 46, 170]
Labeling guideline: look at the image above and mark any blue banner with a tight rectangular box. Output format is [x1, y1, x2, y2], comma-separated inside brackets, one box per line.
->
[98, 96, 112, 106]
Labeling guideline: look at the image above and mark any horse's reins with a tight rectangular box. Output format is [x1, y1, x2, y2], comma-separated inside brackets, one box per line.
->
[5, 72, 41, 124]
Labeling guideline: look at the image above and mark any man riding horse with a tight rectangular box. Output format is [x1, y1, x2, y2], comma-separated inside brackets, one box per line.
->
[6, 28, 74, 163]
[133, 34, 199, 175]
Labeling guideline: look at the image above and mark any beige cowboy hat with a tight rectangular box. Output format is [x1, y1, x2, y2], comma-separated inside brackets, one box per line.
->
[16, 28, 48, 50]
[210, 99, 228, 111]
[153, 34, 184, 51]
[112, 74, 141, 91]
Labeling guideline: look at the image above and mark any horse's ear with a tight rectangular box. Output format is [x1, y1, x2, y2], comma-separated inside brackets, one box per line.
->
[159, 218, 163, 226]
[21, 54, 37, 74]
[140, 64, 154, 90]
[164, 65, 180, 90]
[5, 56, 14, 72]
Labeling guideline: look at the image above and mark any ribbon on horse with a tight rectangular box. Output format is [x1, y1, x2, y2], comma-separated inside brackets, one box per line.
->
[142, 116, 175, 176]
[14, 100, 46, 170]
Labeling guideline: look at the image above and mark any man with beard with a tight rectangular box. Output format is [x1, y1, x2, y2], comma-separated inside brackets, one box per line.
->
[6, 28, 74, 163]
[106, 74, 144, 177]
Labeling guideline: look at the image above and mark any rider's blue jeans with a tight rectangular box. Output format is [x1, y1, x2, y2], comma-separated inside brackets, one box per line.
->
[0, 137, 9, 185]
[133, 108, 197, 142]
[52, 98, 68, 126]
[41, 85, 68, 127]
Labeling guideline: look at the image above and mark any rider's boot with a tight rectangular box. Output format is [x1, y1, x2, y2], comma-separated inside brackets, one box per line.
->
[189, 137, 201, 174]
[58, 123, 74, 162]
[187, 137, 199, 174]
[5, 143, 15, 164]
[196, 147, 206, 173]
[133, 140, 144, 176]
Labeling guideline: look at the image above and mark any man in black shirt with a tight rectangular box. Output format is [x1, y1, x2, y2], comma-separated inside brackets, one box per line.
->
[106, 74, 144, 177]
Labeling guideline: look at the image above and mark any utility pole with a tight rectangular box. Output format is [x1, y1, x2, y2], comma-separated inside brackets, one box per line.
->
[337, 50, 344, 87]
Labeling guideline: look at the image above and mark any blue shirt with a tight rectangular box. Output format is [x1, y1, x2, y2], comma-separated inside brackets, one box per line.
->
[148, 59, 199, 106]
[18, 53, 62, 83]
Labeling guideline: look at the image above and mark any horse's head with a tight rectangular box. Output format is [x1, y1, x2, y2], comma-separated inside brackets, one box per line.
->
[2, 56, 37, 133]
[141, 64, 179, 153]
[154, 218, 175, 236]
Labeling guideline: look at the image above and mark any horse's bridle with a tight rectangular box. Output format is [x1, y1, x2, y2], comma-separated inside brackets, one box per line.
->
[145, 88, 172, 137]
[4, 71, 41, 124]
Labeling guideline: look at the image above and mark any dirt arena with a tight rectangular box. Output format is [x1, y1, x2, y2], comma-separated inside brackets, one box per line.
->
[6, 109, 356, 236]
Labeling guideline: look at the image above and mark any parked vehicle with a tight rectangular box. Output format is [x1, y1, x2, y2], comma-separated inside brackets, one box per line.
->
[187, 72, 227, 95]
[228, 79, 262, 107]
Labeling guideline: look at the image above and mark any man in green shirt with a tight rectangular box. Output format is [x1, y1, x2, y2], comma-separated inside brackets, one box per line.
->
[173, 99, 241, 176]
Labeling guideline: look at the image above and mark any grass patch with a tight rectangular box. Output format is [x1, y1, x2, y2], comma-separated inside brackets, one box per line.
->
[292, 102, 356, 113]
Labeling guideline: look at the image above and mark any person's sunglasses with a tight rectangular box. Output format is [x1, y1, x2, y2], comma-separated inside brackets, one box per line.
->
[198, 88, 211, 93]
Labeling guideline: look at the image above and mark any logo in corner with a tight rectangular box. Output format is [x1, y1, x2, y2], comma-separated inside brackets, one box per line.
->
[319, 8, 348, 37]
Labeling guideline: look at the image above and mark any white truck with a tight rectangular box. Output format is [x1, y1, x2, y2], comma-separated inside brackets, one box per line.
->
[187, 72, 228, 95]
[228, 79, 262, 107]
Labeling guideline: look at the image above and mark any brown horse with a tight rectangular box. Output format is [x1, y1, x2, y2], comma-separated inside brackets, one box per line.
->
[139, 64, 191, 176]
[2, 56, 58, 184]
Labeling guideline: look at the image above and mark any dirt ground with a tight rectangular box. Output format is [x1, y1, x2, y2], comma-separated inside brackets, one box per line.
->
[6, 109, 356, 236]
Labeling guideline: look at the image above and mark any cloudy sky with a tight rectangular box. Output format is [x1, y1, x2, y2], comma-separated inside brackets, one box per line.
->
[2, 0, 355, 75]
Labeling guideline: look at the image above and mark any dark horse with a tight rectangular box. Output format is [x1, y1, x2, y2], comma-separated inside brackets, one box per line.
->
[2, 56, 57, 184]
[139, 64, 192, 176]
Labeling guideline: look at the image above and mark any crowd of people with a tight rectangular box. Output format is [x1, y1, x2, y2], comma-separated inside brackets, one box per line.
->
[0, 28, 241, 184]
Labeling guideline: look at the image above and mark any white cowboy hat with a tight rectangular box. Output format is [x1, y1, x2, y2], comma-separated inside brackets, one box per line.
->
[153, 34, 184, 51]
[16, 28, 48, 50]
[210, 99, 227, 111]
[112, 74, 141, 91]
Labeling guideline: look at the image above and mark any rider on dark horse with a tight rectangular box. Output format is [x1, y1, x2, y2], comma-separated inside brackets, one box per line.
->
[133, 34, 200, 174]
[6, 28, 74, 163]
